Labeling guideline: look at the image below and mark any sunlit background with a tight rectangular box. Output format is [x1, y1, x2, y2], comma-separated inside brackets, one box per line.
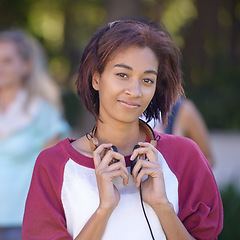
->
[1, 0, 240, 238]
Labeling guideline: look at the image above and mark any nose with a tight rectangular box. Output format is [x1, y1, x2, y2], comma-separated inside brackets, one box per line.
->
[125, 79, 142, 97]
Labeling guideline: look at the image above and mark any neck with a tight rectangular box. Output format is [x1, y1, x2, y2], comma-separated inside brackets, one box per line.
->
[0, 83, 22, 112]
[95, 119, 146, 156]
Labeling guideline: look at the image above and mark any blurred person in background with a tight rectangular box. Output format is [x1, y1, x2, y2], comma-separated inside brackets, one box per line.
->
[146, 96, 215, 168]
[0, 30, 70, 240]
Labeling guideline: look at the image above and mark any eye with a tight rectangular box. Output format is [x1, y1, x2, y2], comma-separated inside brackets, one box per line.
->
[116, 73, 128, 79]
[142, 78, 154, 84]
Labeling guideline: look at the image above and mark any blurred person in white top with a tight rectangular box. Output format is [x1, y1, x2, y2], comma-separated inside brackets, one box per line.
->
[0, 30, 70, 240]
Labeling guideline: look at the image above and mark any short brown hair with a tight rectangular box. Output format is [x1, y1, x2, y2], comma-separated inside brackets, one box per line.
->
[76, 19, 183, 125]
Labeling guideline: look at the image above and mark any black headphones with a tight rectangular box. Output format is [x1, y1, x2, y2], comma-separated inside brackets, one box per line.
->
[86, 119, 158, 149]
[86, 119, 160, 172]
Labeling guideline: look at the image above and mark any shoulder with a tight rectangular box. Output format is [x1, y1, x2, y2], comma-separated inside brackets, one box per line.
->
[181, 98, 195, 110]
[35, 137, 93, 169]
[37, 99, 61, 115]
[33, 99, 70, 139]
[27, 97, 62, 124]
[35, 138, 72, 170]
[29, 138, 75, 196]
[156, 132, 204, 160]
[155, 132, 211, 178]
[179, 99, 203, 123]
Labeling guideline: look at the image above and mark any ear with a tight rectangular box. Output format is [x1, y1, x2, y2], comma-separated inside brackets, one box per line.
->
[92, 72, 100, 91]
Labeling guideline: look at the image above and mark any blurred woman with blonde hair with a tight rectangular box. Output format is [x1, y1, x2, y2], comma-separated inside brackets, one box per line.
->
[0, 29, 70, 240]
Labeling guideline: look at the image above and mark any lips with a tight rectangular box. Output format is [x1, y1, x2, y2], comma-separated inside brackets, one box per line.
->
[118, 100, 140, 109]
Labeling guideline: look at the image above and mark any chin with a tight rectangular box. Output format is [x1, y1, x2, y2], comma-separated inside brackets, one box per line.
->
[114, 114, 141, 124]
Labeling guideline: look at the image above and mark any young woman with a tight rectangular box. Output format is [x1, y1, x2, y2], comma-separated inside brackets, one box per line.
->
[0, 30, 70, 240]
[22, 20, 223, 240]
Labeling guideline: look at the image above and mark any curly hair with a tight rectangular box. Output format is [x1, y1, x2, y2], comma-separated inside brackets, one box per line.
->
[76, 19, 183, 125]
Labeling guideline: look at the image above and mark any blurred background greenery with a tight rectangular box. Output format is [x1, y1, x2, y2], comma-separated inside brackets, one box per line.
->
[0, 1, 239, 238]
[1, 0, 239, 131]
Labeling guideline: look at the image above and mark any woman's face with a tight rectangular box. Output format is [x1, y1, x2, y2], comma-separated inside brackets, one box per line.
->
[0, 40, 30, 88]
[92, 46, 158, 124]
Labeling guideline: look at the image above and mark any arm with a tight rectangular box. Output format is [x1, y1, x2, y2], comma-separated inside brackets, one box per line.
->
[74, 143, 129, 240]
[175, 99, 215, 168]
[22, 149, 73, 240]
[152, 202, 195, 240]
[160, 136, 223, 239]
[74, 207, 112, 240]
[131, 142, 195, 240]
[23, 143, 129, 240]
[131, 139, 223, 239]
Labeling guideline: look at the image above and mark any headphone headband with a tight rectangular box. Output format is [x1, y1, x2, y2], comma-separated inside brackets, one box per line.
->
[86, 119, 160, 151]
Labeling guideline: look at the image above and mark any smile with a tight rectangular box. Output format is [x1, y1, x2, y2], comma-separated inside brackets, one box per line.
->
[118, 100, 140, 109]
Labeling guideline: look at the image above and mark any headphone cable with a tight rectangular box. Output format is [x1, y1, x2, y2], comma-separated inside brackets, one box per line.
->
[139, 183, 155, 240]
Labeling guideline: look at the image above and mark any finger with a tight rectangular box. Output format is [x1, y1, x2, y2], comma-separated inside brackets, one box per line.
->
[130, 147, 157, 163]
[135, 168, 160, 187]
[138, 142, 158, 152]
[102, 169, 129, 186]
[138, 142, 158, 160]
[132, 159, 157, 179]
[101, 150, 125, 167]
[138, 142, 158, 157]
[107, 161, 129, 178]
[93, 143, 112, 168]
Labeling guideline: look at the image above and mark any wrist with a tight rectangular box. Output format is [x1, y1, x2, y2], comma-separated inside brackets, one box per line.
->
[151, 200, 174, 213]
[97, 204, 115, 217]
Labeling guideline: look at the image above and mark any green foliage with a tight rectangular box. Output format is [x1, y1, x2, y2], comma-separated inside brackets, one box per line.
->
[0, 0, 239, 130]
[219, 184, 240, 239]
[186, 59, 240, 130]
[181, 0, 240, 130]
[62, 88, 83, 127]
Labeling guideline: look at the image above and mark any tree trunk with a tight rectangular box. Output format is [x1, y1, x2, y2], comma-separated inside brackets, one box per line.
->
[106, 0, 142, 21]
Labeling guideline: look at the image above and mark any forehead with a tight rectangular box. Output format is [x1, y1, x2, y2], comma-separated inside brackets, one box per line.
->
[0, 40, 19, 57]
[105, 45, 159, 71]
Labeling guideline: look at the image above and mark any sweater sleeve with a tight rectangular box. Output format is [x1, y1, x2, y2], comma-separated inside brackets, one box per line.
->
[158, 134, 223, 240]
[22, 143, 73, 240]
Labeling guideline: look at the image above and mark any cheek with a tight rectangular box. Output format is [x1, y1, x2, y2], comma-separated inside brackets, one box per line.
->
[98, 76, 120, 97]
[144, 86, 156, 102]
[3, 65, 25, 85]
[0, 63, 14, 79]
[98, 83, 114, 103]
[2, 60, 19, 74]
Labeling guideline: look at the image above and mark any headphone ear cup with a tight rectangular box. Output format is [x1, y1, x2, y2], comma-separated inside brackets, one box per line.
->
[130, 145, 140, 175]
[108, 145, 119, 165]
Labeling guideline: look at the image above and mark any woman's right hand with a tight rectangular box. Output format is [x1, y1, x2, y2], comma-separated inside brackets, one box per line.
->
[93, 143, 129, 213]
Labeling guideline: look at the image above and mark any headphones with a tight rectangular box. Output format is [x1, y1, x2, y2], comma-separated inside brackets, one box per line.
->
[86, 119, 159, 240]
[86, 119, 160, 173]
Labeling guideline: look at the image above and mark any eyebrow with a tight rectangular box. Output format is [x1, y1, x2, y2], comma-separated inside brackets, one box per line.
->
[114, 64, 158, 76]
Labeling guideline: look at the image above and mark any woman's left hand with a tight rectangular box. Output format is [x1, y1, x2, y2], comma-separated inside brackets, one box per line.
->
[130, 142, 169, 209]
